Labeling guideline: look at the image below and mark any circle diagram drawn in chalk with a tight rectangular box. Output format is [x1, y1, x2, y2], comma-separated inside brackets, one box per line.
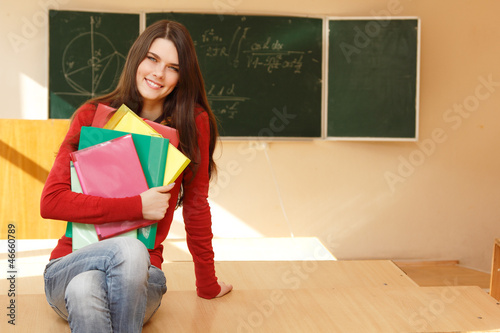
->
[62, 31, 125, 97]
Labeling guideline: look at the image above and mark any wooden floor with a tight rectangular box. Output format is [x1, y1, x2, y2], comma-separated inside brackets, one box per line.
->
[2, 260, 500, 332]
[395, 260, 491, 290]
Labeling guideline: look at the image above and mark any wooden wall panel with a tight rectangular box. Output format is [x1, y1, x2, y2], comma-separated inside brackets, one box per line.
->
[1, 119, 70, 239]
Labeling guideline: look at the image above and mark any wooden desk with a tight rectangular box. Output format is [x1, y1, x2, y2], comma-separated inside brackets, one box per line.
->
[4, 286, 500, 333]
[0, 259, 416, 295]
[163, 260, 417, 291]
[143, 286, 500, 332]
[4, 260, 500, 332]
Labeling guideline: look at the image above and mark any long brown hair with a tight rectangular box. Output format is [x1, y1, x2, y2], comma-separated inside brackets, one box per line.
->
[91, 20, 219, 182]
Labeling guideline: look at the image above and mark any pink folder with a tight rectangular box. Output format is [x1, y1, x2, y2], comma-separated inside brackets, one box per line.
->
[92, 103, 180, 147]
[91, 103, 116, 129]
[144, 119, 180, 148]
[70, 134, 155, 240]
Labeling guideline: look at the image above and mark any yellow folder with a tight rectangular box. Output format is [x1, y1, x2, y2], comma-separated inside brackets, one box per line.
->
[163, 145, 190, 186]
[103, 104, 162, 138]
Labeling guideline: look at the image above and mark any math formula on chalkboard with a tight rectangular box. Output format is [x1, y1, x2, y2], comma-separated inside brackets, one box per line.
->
[147, 13, 323, 138]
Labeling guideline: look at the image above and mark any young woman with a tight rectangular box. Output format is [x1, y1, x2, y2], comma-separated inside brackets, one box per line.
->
[41, 20, 232, 332]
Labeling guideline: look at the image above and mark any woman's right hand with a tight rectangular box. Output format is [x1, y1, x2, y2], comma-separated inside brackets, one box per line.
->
[140, 183, 175, 220]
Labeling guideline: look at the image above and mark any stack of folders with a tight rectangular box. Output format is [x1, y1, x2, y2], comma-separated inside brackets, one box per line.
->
[66, 104, 191, 251]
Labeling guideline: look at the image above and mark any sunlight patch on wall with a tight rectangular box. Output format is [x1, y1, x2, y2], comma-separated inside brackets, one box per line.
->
[164, 237, 337, 261]
[20, 73, 47, 120]
[168, 200, 263, 239]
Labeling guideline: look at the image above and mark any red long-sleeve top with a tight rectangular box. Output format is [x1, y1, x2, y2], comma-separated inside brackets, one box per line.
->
[40, 103, 221, 299]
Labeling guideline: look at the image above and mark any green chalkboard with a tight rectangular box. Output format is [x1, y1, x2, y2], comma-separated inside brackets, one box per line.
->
[147, 13, 323, 138]
[49, 10, 139, 119]
[328, 18, 419, 139]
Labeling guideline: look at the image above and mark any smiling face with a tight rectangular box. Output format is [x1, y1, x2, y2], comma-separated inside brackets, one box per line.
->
[136, 38, 180, 115]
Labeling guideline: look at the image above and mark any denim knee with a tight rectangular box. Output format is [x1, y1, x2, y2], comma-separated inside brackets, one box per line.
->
[103, 238, 150, 282]
[104, 238, 149, 265]
[65, 270, 107, 307]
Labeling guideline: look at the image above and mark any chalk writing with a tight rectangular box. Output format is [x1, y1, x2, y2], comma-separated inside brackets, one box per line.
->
[246, 52, 304, 74]
[211, 101, 240, 119]
[207, 83, 249, 119]
[201, 28, 223, 43]
[195, 26, 306, 73]
[250, 37, 284, 51]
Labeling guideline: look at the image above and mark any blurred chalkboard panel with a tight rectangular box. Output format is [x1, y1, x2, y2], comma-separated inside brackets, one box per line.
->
[49, 10, 139, 119]
[328, 18, 419, 139]
[147, 13, 323, 138]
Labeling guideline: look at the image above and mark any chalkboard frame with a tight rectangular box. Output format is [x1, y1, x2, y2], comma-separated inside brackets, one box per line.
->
[325, 16, 421, 141]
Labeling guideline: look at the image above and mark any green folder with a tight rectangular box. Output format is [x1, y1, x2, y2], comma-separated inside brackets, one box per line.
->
[78, 126, 169, 249]
[64, 221, 72, 238]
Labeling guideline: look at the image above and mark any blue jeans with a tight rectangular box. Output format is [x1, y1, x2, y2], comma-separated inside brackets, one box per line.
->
[44, 238, 167, 333]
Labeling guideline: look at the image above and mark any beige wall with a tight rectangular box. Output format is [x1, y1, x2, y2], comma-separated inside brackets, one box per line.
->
[2, 0, 500, 272]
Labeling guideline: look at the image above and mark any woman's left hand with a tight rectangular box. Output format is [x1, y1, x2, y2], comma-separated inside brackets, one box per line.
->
[216, 281, 233, 297]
